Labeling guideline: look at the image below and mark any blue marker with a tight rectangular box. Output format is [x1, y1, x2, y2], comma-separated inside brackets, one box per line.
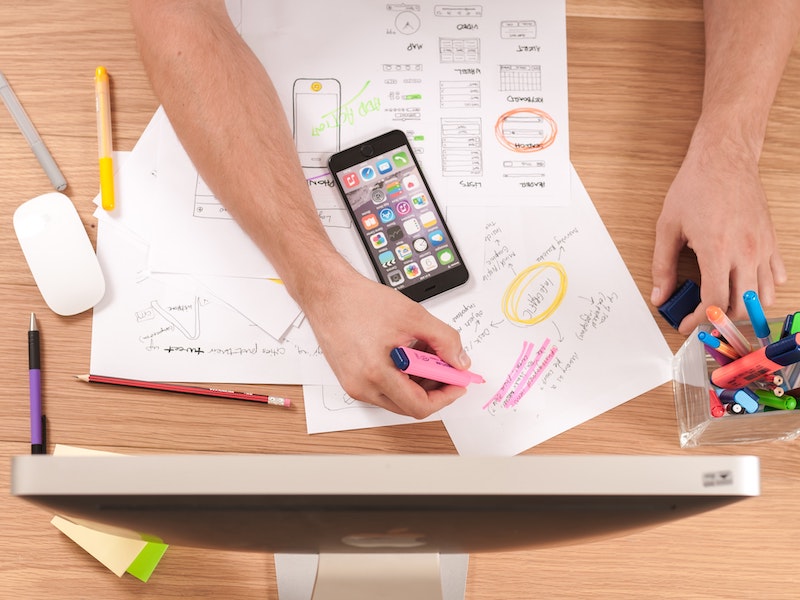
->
[743, 290, 771, 347]
[697, 331, 733, 365]
[698, 330, 721, 349]
[715, 386, 760, 414]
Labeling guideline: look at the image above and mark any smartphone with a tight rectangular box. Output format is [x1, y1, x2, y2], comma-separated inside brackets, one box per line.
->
[292, 78, 341, 168]
[329, 130, 469, 302]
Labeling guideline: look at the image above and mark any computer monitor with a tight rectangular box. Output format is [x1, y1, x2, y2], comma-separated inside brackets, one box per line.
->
[12, 454, 759, 600]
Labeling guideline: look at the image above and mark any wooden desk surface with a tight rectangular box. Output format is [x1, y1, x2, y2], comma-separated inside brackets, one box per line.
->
[2, 1, 799, 597]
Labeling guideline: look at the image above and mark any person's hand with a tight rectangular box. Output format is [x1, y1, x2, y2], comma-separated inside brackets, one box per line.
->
[651, 132, 786, 334]
[299, 264, 471, 418]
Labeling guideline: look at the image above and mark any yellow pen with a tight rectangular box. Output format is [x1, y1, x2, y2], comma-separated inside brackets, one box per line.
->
[94, 66, 115, 211]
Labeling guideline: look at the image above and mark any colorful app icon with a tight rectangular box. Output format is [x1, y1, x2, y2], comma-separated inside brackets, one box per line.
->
[360, 165, 376, 181]
[437, 248, 455, 265]
[395, 200, 412, 216]
[370, 231, 388, 249]
[388, 271, 404, 286]
[419, 211, 436, 228]
[362, 213, 379, 230]
[401, 173, 421, 192]
[386, 179, 404, 200]
[343, 172, 360, 189]
[412, 238, 428, 252]
[370, 188, 387, 204]
[379, 207, 396, 223]
[395, 243, 413, 260]
[379, 250, 396, 268]
[428, 229, 445, 246]
[392, 151, 409, 167]
[411, 193, 429, 208]
[403, 262, 421, 279]
[376, 159, 392, 174]
[421, 255, 438, 272]
[387, 224, 404, 242]
[403, 218, 421, 235]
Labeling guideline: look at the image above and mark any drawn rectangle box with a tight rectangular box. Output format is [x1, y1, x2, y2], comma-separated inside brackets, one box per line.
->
[440, 81, 481, 109]
[673, 319, 800, 447]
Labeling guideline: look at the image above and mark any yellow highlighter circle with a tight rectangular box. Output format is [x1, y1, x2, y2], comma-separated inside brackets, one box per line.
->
[501, 261, 568, 326]
[310, 81, 323, 92]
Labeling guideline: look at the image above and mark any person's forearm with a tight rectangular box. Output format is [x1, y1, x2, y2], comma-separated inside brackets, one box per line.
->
[697, 0, 800, 157]
[129, 0, 353, 303]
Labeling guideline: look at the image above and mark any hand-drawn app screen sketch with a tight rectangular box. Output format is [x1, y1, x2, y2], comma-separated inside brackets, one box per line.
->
[293, 78, 342, 168]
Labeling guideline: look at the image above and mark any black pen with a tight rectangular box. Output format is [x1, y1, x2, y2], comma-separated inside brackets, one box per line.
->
[29, 313, 45, 454]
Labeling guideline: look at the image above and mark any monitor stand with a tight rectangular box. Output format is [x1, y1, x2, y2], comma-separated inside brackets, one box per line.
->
[275, 553, 469, 600]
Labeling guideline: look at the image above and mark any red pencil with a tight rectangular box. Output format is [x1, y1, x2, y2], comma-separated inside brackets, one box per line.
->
[75, 374, 291, 407]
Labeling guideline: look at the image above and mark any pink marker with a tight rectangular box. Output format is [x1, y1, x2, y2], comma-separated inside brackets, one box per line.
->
[390, 346, 485, 387]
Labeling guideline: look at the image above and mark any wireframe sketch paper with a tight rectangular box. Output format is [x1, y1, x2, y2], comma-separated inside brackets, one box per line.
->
[246, 0, 570, 204]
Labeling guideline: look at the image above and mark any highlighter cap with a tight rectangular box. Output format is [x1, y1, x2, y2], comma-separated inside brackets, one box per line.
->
[766, 333, 800, 367]
[390, 347, 410, 371]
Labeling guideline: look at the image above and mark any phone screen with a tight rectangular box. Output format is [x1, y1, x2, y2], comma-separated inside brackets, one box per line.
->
[329, 130, 469, 302]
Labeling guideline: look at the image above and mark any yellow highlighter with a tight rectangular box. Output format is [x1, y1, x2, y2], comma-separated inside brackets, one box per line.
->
[94, 66, 114, 211]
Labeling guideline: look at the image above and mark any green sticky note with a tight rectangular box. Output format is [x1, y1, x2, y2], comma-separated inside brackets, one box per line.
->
[126, 541, 169, 582]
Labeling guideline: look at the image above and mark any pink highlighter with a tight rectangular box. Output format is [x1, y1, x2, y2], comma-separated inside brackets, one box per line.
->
[390, 346, 485, 387]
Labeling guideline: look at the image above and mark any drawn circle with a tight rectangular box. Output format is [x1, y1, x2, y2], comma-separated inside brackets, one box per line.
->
[310, 81, 323, 92]
[501, 261, 567, 325]
[395, 12, 421, 35]
[495, 108, 557, 153]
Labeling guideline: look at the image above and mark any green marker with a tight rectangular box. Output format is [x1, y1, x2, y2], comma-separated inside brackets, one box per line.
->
[754, 389, 797, 410]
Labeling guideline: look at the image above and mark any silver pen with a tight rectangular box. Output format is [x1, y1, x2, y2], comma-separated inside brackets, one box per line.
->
[0, 71, 67, 191]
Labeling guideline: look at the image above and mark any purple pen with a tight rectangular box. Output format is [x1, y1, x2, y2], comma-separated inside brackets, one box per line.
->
[29, 313, 44, 454]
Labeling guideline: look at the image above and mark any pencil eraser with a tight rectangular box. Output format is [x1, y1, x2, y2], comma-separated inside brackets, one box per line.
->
[658, 279, 701, 329]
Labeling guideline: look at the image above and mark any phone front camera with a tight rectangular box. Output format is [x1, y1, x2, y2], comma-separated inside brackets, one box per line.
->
[361, 144, 375, 157]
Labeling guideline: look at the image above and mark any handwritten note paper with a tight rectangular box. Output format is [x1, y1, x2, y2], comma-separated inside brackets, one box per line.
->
[425, 166, 672, 456]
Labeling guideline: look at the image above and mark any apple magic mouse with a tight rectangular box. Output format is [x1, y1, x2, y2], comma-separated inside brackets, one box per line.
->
[13, 192, 105, 316]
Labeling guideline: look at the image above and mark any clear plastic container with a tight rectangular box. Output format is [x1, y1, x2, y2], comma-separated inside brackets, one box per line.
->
[673, 319, 800, 447]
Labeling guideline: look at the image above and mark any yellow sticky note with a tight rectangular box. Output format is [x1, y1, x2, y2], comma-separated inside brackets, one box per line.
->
[51, 515, 150, 577]
[50, 444, 168, 581]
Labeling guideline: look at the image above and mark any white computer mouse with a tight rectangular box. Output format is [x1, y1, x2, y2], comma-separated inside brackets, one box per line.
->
[13, 192, 105, 316]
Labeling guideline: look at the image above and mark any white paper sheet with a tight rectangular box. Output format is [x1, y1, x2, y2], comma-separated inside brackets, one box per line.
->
[303, 384, 441, 434]
[425, 166, 673, 456]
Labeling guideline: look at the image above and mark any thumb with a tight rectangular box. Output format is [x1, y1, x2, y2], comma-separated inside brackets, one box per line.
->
[651, 222, 683, 307]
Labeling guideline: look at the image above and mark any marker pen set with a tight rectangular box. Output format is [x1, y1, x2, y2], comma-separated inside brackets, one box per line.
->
[699, 291, 800, 418]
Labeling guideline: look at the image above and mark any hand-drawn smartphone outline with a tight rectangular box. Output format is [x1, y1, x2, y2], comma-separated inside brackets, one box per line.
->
[292, 78, 342, 168]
